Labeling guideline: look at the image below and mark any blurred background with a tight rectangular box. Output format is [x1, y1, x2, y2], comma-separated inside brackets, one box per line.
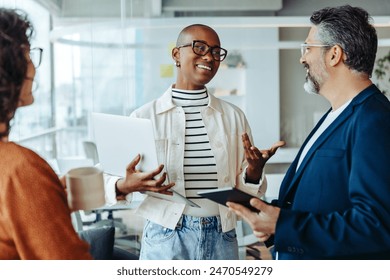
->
[3, 0, 390, 259]
[2, 0, 389, 165]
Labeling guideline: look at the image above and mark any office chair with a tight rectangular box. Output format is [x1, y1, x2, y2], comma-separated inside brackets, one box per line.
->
[80, 139, 141, 257]
[90, 208, 128, 234]
[72, 210, 140, 259]
[83, 140, 100, 165]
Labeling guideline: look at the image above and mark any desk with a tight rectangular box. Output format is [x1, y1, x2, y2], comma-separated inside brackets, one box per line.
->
[92, 201, 142, 232]
[96, 200, 142, 211]
[72, 200, 144, 258]
[72, 200, 142, 232]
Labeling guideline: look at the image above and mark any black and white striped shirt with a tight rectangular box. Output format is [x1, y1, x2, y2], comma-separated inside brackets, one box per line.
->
[172, 88, 219, 216]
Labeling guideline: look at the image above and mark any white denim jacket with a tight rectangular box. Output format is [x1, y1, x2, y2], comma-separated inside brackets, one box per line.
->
[104, 86, 266, 232]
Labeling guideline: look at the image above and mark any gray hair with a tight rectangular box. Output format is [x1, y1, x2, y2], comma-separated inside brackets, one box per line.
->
[310, 5, 377, 76]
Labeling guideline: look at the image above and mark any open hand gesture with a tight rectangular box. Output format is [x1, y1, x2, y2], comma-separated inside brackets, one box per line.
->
[116, 154, 174, 197]
[242, 133, 286, 183]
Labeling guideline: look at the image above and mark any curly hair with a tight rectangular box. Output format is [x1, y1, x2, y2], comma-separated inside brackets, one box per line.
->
[0, 8, 34, 138]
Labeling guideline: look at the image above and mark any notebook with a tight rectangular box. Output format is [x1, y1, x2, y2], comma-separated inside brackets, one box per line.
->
[91, 112, 200, 208]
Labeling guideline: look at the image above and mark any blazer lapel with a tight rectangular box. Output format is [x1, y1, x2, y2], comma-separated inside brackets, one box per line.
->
[279, 85, 378, 203]
[280, 105, 354, 201]
[278, 112, 329, 202]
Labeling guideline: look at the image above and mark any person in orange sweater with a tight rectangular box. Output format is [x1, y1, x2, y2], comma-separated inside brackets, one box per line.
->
[0, 8, 92, 260]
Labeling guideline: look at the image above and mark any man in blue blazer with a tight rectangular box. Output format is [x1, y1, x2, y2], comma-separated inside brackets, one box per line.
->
[228, 5, 390, 259]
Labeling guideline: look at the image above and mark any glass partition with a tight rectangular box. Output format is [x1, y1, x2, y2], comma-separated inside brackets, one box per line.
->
[4, 0, 55, 158]
[5, 0, 390, 165]
[2, 0, 289, 164]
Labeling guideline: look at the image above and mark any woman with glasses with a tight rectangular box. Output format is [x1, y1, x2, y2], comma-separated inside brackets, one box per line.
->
[108, 24, 284, 260]
[0, 8, 92, 259]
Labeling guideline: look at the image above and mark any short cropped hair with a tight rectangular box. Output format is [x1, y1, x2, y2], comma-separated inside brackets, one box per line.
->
[176, 24, 219, 47]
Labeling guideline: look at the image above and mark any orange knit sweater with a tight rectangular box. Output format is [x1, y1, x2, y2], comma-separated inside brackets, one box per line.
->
[0, 142, 92, 259]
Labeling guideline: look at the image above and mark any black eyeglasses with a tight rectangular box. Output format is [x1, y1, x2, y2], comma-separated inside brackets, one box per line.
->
[29, 47, 43, 68]
[177, 40, 228, 62]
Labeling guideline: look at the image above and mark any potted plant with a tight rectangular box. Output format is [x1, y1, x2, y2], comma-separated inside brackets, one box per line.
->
[374, 49, 390, 99]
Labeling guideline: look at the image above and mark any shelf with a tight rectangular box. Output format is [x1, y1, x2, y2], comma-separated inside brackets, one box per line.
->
[267, 147, 299, 164]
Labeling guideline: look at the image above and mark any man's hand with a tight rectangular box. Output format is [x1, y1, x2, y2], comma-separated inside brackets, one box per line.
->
[242, 133, 286, 183]
[116, 154, 175, 196]
[227, 198, 280, 241]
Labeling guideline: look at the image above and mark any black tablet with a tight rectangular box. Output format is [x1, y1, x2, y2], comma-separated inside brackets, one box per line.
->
[197, 187, 260, 212]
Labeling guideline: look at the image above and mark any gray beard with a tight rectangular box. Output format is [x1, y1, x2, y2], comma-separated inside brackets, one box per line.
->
[303, 77, 319, 95]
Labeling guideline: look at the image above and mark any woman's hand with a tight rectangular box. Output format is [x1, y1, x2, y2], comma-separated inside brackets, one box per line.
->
[242, 133, 286, 183]
[116, 154, 175, 196]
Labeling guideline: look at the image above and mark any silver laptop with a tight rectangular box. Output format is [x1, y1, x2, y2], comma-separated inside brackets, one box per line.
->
[91, 113, 159, 176]
[91, 112, 199, 208]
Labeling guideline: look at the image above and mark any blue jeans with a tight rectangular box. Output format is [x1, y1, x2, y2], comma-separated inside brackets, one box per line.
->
[139, 215, 239, 260]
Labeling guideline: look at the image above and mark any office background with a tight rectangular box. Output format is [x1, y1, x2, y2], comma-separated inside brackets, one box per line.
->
[3, 0, 389, 162]
[2, 0, 390, 258]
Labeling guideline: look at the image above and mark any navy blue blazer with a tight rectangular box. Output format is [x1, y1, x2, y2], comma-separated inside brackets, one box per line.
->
[274, 84, 390, 259]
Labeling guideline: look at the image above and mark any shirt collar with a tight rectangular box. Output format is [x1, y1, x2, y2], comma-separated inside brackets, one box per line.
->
[156, 85, 223, 115]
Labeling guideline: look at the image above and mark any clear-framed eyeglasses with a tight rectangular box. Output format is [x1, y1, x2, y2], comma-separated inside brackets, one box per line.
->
[300, 43, 331, 57]
[25, 77, 39, 92]
[177, 40, 228, 62]
[29, 47, 43, 68]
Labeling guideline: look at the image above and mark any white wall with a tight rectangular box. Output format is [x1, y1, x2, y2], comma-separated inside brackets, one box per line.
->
[137, 19, 280, 148]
